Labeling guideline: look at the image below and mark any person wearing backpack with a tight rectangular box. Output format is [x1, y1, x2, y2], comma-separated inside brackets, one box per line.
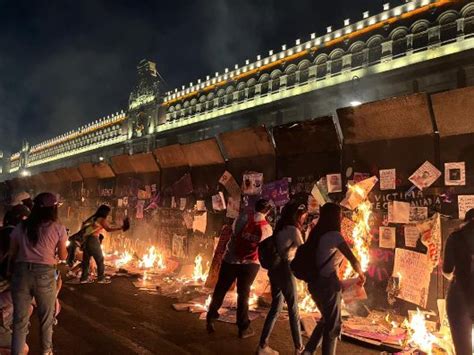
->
[257, 202, 308, 355]
[443, 208, 474, 355]
[301, 203, 365, 355]
[206, 199, 273, 339]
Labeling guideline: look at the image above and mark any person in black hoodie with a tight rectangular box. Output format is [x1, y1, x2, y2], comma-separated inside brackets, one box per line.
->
[443, 208, 474, 355]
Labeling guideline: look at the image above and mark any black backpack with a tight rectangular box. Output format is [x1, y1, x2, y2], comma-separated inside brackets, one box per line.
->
[290, 235, 336, 282]
[258, 235, 282, 270]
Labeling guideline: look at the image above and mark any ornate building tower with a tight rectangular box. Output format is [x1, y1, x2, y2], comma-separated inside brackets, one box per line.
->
[127, 60, 163, 152]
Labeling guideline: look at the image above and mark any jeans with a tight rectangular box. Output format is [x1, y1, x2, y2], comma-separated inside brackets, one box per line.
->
[305, 273, 342, 355]
[81, 237, 105, 281]
[447, 281, 472, 355]
[11, 262, 57, 355]
[207, 261, 259, 331]
[260, 261, 302, 349]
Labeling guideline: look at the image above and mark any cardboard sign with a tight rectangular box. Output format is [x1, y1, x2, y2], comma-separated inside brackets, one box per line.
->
[326, 174, 342, 193]
[379, 169, 396, 191]
[409, 161, 441, 190]
[242, 172, 263, 195]
[393, 249, 431, 308]
[404, 225, 420, 248]
[387, 201, 410, 224]
[219, 171, 241, 197]
[444, 162, 466, 186]
[379, 226, 396, 249]
[196, 200, 206, 212]
[458, 195, 474, 220]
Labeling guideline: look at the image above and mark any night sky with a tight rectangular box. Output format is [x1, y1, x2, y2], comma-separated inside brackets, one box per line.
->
[0, 0, 394, 153]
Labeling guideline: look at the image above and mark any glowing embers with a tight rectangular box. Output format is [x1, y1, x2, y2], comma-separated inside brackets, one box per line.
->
[192, 254, 209, 283]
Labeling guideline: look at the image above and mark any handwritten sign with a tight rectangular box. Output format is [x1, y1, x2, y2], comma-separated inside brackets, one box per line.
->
[458, 195, 474, 220]
[393, 248, 431, 308]
[404, 225, 420, 248]
[379, 169, 396, 191]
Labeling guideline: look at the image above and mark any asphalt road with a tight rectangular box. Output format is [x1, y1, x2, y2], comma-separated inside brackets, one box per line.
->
[26, 276, 380, 355]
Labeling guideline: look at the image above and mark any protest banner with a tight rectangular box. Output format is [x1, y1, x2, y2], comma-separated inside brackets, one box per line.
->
[393, 248, 431, 308]
[416, 212, 441, 269]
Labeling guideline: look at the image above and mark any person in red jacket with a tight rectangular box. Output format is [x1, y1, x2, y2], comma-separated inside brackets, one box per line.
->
[206, 199, 272, 338]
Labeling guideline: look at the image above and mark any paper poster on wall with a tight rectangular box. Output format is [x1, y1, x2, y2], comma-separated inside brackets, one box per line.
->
[212, 192, 227, 211]
[242, 172, 263, 195]
[379, 169, 396, 191]
[353, 172, 370, 184]
[387, 201, 410, 224]
[393, 248, 431, 307]
[171, 196, 177, 209]
[136, 200, 145, 219]
[192, 212, 207, 234]
[409, 161, 441, 190]
[379, 226, 396, 249]
[196, 200, 207, 212]
[326, 174, 342, 193]
[444, 162, 466, 186]
[226, 196, 241, 219]
[404, 225, 420, 248]
[219, 171, 241, 197]
[262, 178, 290, 207]
[409, 206, 428, 222]
[179, 198, 187, 211]
[458, 195, 474, 220]
[172, 234, 186, 259]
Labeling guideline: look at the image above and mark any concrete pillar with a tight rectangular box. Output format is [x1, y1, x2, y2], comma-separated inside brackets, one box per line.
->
[342, 54, 352, 72]
[406, 34, 414, 54]
[457, 18, 465, 40]
[428, 26, 441, 48]
[381, 40, 393, 62]
[362, 49, 369, 67]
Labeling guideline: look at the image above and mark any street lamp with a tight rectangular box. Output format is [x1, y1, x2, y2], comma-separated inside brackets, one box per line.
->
[20, 169, 30, 177]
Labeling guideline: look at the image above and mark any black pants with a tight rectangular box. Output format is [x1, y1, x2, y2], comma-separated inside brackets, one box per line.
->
[207, 261, 259, 331]
[447, 282, 472, 355]
[305, 273, 342, 355]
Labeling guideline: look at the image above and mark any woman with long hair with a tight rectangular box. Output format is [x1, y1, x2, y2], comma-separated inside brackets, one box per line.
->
[80, 204, 129, 284]
[302, 203, 365, 355]
[9, 192, 68, 355]
[258, 201, 308, 355]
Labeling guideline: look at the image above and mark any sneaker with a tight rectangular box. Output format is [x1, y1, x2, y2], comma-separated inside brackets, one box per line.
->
[239, 326, 255, 339]
[257, 345, 279, 355]
[206, 320, 215, 334]
[80, 279, 91, 284]
[97, 278, 111, 284]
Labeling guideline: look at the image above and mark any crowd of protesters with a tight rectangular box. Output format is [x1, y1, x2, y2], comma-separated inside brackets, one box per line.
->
[0, 189, 472, 355]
